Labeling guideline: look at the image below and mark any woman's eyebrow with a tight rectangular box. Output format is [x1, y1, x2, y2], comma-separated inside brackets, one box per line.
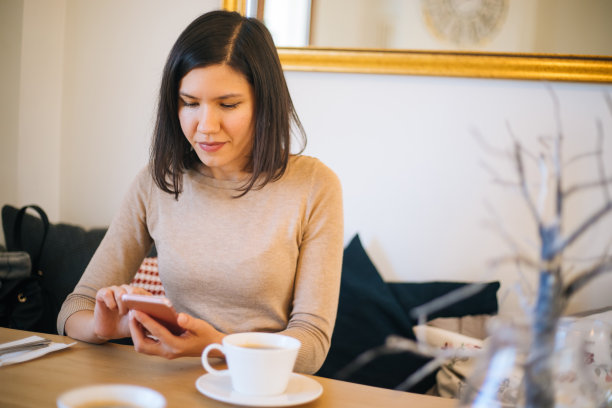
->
[217, 93, 243, 100]
[178, 91, 243, 100]
[179, 91, 197, 99]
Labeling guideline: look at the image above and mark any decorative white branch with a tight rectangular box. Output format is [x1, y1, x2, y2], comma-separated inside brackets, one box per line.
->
[471, 127, 512, 159]
[410, 282, 492, 325]
[563, 149, 601, 168]
[482, 202, 538, 254]
[486, 255, 540, 271]
[536, 154, 548, 215]
[471, 89, 611, 407]
[595, 120, 611, 202]
[512, 140, 543, 227]
[564, 178, 612, 198]
[563, 256, 612, 298]
[336, 333, 483, 392]
[552, 200, 612, 255]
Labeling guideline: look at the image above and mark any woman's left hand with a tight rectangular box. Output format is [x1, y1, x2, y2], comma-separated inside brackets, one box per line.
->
[128, 310, 225, 359]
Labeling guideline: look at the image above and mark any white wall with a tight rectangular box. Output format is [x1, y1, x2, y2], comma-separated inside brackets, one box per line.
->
[60, 0, 219, 225]
[3, 1, 612, 316]
[18, 0, 65, 222]
[289, 72, 612, 316]
[0, 0, 24, 213]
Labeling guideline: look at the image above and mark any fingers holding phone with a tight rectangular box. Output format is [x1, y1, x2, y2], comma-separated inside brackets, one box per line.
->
[127, 308, 229, 359]
[121, 294, 185, 336]
[96, 285, 151, 315]
[92, 285, 151, 340]
[128, 309, 173, 355]
[124, 295, 189, 358]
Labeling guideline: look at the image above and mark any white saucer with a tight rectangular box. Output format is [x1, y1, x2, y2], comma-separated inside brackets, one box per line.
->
[195, 372, 323, 407]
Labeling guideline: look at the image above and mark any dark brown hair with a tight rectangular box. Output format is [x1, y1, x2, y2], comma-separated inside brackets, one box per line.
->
[150, 10, 305, 198]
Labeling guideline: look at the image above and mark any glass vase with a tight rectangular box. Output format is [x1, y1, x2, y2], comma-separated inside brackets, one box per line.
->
[457, 317, 612, 408]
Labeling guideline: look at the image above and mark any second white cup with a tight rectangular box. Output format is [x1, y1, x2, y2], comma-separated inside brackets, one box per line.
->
[202, 332, 301, 396]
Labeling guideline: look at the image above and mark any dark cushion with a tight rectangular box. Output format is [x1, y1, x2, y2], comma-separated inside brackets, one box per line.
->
[316, 235, 435, 392]
[2, 205, 108, 333]
[316, 234, 500, 393]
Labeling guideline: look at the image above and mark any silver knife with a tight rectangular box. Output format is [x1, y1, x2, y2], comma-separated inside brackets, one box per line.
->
[0, 338, 52, 356]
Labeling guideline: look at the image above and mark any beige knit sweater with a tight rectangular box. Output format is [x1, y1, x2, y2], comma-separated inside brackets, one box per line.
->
[57, 155, 344, 374]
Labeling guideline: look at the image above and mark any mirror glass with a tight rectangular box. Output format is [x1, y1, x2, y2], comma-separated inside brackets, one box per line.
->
[261, 0, 612, 56]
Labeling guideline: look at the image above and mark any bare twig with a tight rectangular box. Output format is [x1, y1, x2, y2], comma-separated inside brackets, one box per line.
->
[547, 85, 564, 223]
[562, 238, 612, 263]
[385, 335, 483, 360]
[481, 220, 532, 255]
[513, 140, 543, 226]
[564, 119, 612, 199]
[335, 336, 447, 382]
[553, 200, 612, 254]
[605, 92, 612, 116]
[476, 127, 549, 203]
[471, 127, 512, 159]
[336, 334, 484, 392]
[563, 149, 600, 168]
[506, 121, 538, 163]
[564, 178, 612, 198]
[548, 84, 563, 141]
[479, 161, 518, 188]
[563, 256, 612, 298]
[335, 345, 403, 381]
[386, 335, 439, 357]
[410, 282, 491, 324]
[482, 200, 539, 251]
[514, 281, 536, 315]
[395, 357, 447, 391]
[486, 255, 540, 271]
[482, 252, 536, 314]
[537, 134, 553, 151]
[595, 119, 610, 202]
[513, 260, 537, 306]
[536, 154, 549, 215]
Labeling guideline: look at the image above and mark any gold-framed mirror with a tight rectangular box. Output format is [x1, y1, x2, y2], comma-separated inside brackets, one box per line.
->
[222, 0, 612, 83]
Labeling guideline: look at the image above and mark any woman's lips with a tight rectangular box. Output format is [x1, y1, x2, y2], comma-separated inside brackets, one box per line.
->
[198, 142, 225, 152]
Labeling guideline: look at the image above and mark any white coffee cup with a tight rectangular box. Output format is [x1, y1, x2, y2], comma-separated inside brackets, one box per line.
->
[202, 332, 301, 396]
[57, 384, 166, 408]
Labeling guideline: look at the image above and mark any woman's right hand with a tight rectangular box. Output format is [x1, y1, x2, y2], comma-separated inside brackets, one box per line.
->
[93, 284, 151, 341]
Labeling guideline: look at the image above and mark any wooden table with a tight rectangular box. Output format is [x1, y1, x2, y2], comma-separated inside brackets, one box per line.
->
[0, 328, 456, 407]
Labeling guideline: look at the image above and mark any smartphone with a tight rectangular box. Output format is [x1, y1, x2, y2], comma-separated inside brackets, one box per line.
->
[121, 294, 185, 335]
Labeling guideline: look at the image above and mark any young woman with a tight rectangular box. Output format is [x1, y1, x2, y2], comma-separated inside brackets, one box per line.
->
[57, 10, 343, 374]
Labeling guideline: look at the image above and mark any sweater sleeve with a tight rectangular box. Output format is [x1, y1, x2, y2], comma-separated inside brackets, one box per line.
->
[56, 167, 155, 335]
[279, 161, 344, 374]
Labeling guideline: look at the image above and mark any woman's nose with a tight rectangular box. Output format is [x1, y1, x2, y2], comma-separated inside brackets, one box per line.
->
[196, 106, 220, 134]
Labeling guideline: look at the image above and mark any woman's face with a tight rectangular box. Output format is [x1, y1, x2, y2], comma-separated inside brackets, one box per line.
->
[178, 64, 255, 180]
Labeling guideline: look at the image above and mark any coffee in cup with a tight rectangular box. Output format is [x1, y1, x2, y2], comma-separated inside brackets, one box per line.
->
[201, 332, 301, 396]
